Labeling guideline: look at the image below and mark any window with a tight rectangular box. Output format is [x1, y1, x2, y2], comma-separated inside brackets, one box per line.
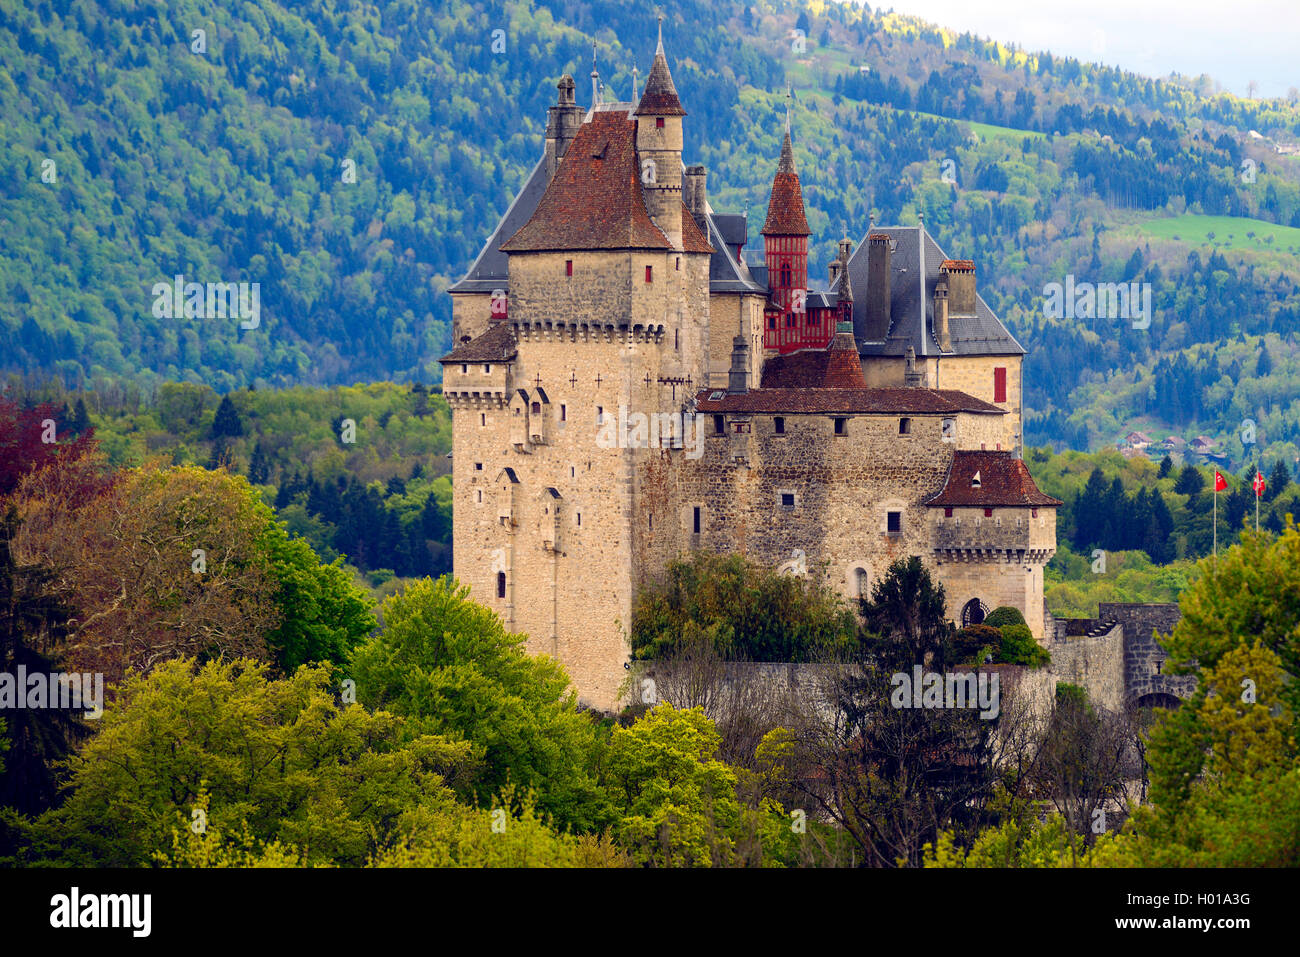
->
[565, 259, 573, 276]
[656, 117, 665, 128]
[693, 506, 701, 534]
[886, 511, 902, 535]
[961, 598, 987, 627]
[675, 257, 680, 271]
[531, 402, 541, 414]
[480, 413, 486, 426]
[944, 508, 953, 518]
[476, 490, 482, 503]
[570, 466, 575, 477]
[461, 364, 468, 374]
[899, 417, 911, 434]
[983, 508, 993, 518]
[994, 366, 1007, 403]
[474, 462, 483, 471]
[714, 414, 725, 434]
[645, 265, 653, 283]
[780, 263, 791, 287]
[1031, 508, 1039, 518]
[781, 492, 796, 510]
[483, 364, 491, 373]
[774, 416, 785, 434]
[768, 314, 776, 330]
[648, 513, 653, 530]
[560, 404, 567, 422]
[596, 406, 604, 424]
[834, 417, 847, 435]
[577, 512, 581, 526]
[497, 572, 506, 599]
[853, 568, 869, 599]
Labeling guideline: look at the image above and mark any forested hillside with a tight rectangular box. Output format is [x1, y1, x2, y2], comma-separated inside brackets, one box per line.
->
[4, 0, 1300, 462]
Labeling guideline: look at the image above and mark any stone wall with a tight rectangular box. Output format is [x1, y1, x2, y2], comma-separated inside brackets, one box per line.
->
[1099, 603, 1197, 704]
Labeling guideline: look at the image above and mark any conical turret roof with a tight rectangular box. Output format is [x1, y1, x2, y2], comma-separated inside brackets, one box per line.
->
[634, 41, 686, 116]
[761, 131, 810, 236]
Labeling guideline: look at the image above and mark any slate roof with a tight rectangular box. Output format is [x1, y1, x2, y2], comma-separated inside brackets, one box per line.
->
[693, 387, 1005, 415]
[846, 226, 1025, 358]
[925, 451, 1062, 508]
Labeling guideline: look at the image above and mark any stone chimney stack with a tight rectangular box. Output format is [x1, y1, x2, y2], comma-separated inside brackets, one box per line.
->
[941, 259, 977, 316]
[865, 234, 892, 341]
[728, 334, 750, 394]
[685, 165, 708, 230]
[904, 346, 924, 388]
[934, 280, 952, 352]
[544, 75, 583, 182]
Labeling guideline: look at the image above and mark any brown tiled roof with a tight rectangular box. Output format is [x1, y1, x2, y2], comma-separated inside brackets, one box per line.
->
[760, 132, 810, 236]
[634, 49, 686, 116]
[925, 451, 1062, 508]
[500, 112, 671, 252]
[694, 387, 1004, 415]
[761, 327, 864, 388]
[940, 259, 974, 271]
[439, 322, 517, 363]
[680, 201, 713, 253]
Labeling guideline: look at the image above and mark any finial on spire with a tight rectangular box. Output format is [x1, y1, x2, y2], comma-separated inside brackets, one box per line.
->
[657, 11, 665, 55]
[590, 40, 602, 106]
[631, 58, 639, 100]
[785, 82, 792, 134]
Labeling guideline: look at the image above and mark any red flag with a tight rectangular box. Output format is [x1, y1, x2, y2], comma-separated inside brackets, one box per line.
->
[1253, 471, 1266, 498]
[1214, 471, 1227, 492]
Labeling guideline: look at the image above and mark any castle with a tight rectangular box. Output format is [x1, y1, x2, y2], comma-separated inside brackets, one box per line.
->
[441, 33, 1062, 711]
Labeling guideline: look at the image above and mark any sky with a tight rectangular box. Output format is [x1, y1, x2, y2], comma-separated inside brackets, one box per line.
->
[864, 0, 1300, 100]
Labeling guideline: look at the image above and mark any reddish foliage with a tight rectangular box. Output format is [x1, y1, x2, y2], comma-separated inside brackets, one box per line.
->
[0, 397, 100, 498]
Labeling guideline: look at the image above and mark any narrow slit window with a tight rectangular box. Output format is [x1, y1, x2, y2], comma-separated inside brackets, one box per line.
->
[496, 572, 506, 599]
[774, 416, 785, 434]
[693, 506, 701, 534]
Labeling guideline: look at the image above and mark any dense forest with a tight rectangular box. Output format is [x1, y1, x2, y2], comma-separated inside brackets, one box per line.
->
[4, 0, 1300, 463]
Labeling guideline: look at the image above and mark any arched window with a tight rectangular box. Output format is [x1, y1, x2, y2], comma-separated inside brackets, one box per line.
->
[853, 567, 869, 599]
[780, 263, 792, 287]
[961, 598, 988, 627]
[496, 572, 506, 599]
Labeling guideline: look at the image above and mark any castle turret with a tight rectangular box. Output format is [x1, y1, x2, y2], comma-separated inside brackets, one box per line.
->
[634, 20, 686, 249]
[761, 94, 812, 354]
[545, 75, 583, 182]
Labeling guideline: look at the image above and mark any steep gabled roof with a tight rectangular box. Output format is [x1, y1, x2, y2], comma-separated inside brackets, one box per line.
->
[760, 132, 810, 236]
[846, 226, 1025, 358]
[500, 110, 672, 252]
[761, 324, 864, 388]
[925, 451, 1062, 507]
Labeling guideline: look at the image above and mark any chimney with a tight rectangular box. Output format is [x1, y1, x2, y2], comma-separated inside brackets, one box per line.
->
[904, 346, 924, 388]
[728, 334, 750, 394]
[865, 234, 891, 341]
[941, 259, 976, 316]
[934, 280, 951, 352]
[545, 75, 583, 182]
[685, 165, 708, 230]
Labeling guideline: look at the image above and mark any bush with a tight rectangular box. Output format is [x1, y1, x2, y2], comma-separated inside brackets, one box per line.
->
[952, 624, 1002, 664]
[997, 624, 1051, 667]
[983, 606, 1027, 629]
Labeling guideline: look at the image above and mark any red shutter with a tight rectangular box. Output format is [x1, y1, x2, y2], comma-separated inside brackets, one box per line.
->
[994, 367, 1007, 403]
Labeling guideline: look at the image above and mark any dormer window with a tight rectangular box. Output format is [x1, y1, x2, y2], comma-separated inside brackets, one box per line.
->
[971, 470, 982, 489]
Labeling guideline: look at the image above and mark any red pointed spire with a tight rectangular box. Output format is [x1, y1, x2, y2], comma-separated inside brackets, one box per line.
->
[761, 130, 810, 236]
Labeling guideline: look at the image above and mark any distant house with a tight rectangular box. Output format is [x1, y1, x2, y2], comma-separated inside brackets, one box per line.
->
[1123, 430, 1154, 449]
[1161, 435, 1187, 451]
[1191, 436, 1217, 453]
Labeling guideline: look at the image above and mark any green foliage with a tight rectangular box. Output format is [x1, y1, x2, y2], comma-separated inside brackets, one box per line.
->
[631, 551, 857, 662]
[17, 658, 477, 868]
[349, 576, 611, 833]
[604, 703, 784, 867]
[983, 606, 1026, 629]
[861, 556, 953, 666]
[951, 623, 1000, 664]
[997, 623, 1050, 667]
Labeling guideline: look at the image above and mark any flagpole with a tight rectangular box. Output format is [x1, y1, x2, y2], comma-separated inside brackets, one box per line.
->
[1213, 483, 1217, 560]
